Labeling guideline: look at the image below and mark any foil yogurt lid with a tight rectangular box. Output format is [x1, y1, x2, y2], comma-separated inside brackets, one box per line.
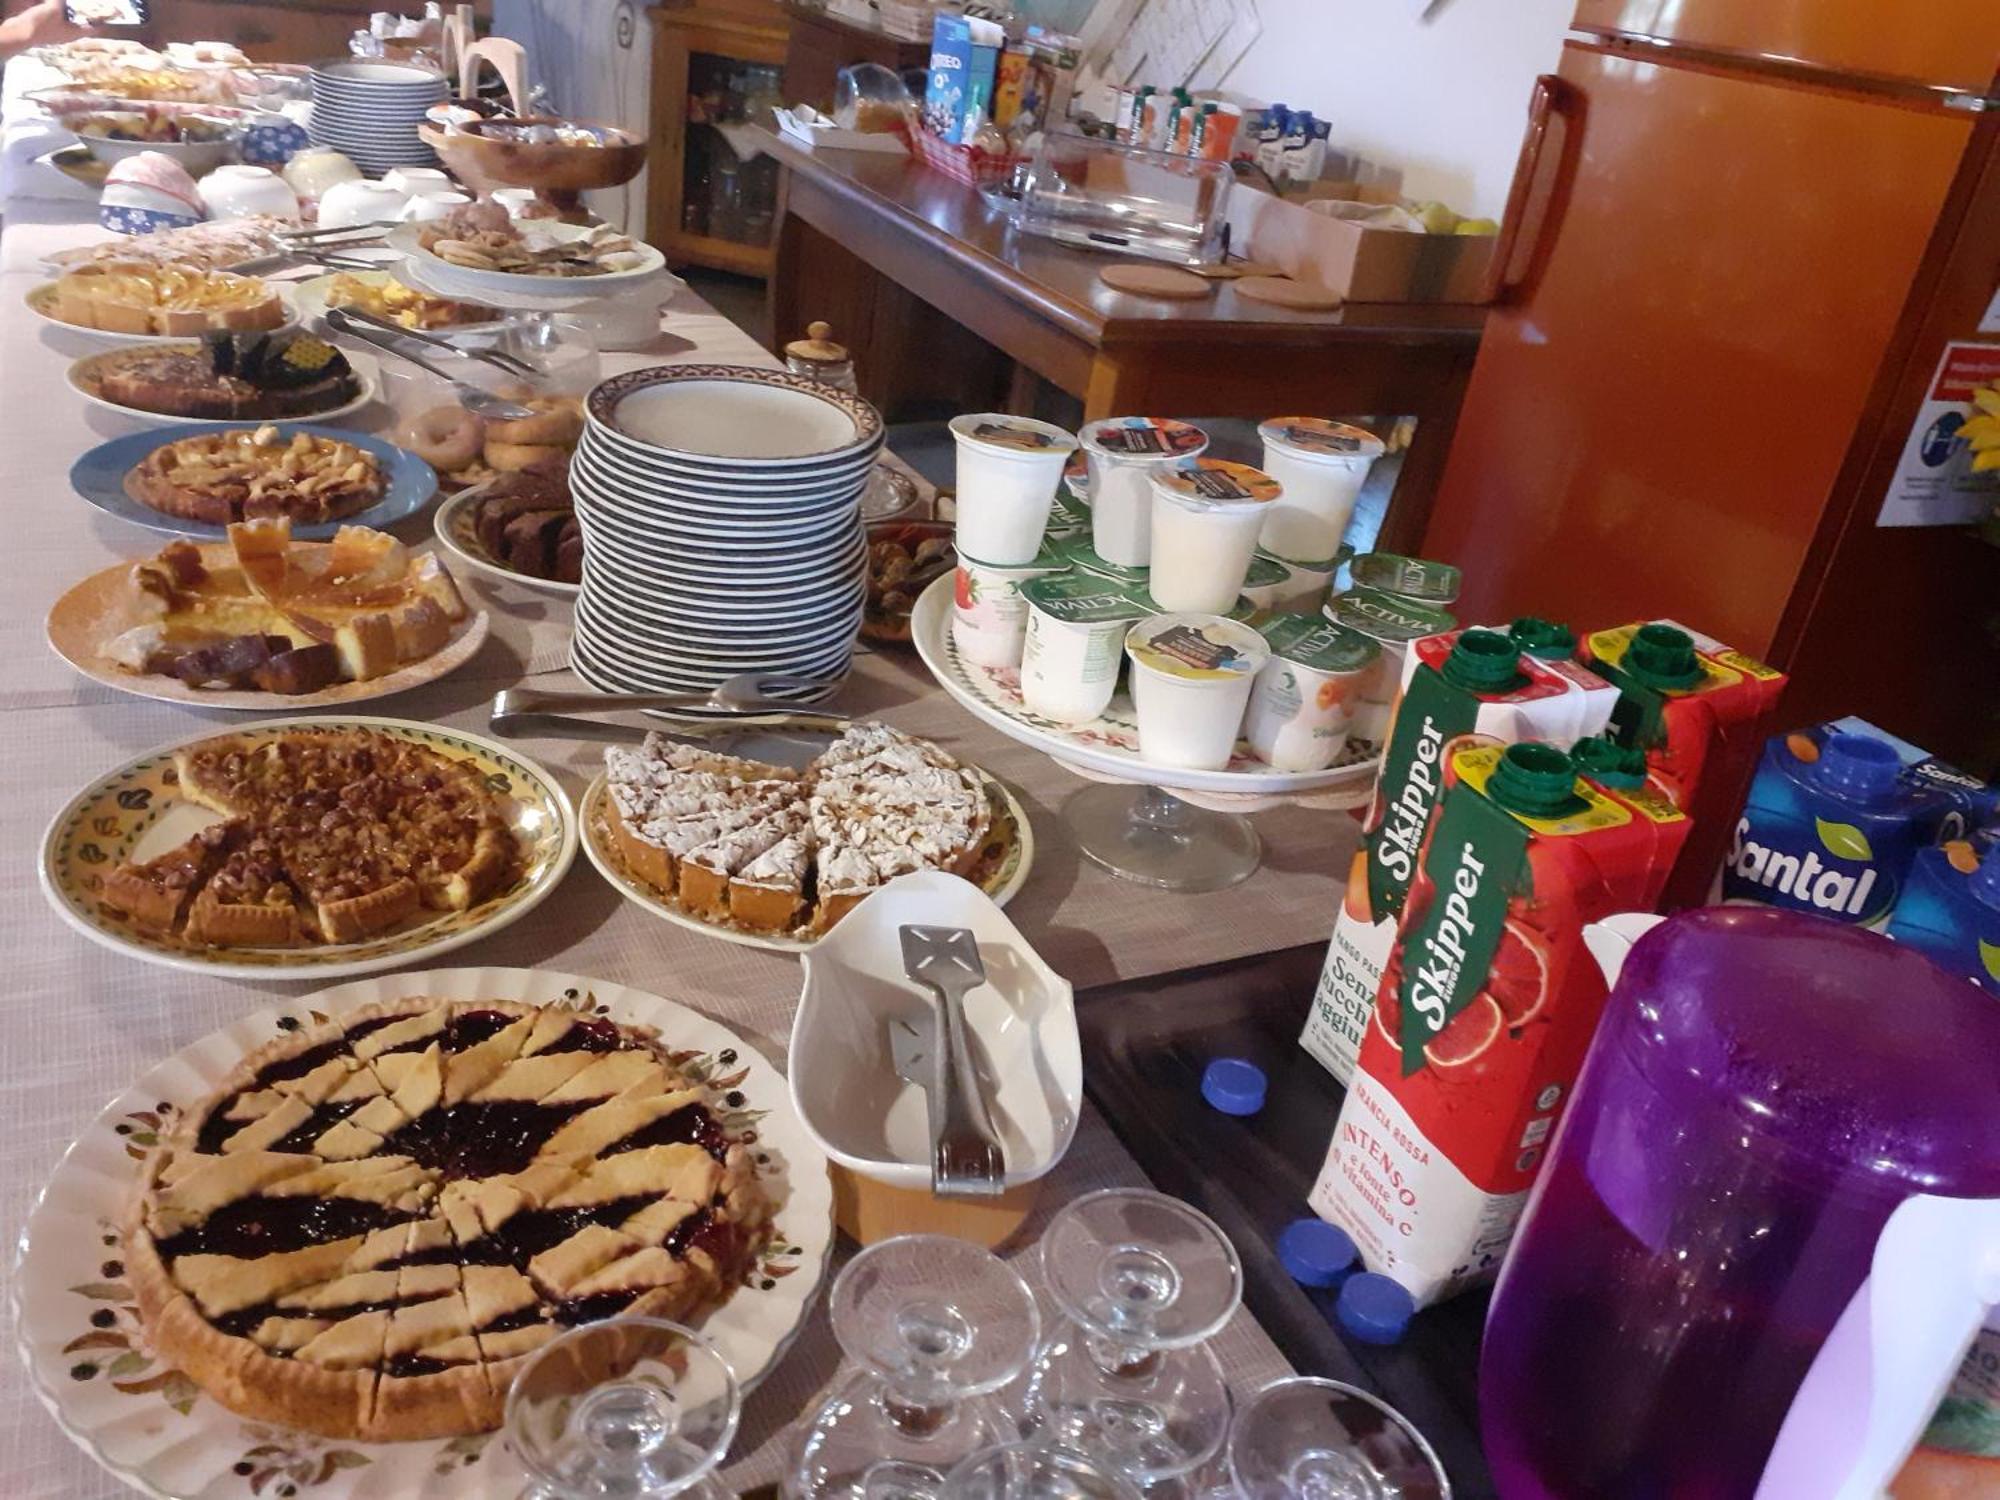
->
[1079, 416, 1208, 460]
[1151, 458, 1282, 507]
[1258, 416, 1386, 460]
[1125, 613, 1270, 680]
[1256, 613, 1381, 675]
[1327, 586, 1457, 643]
[1348, 552, 1463, 604]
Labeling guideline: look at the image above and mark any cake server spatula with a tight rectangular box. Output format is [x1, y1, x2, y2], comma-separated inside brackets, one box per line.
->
[898, 924, 1006, 1198]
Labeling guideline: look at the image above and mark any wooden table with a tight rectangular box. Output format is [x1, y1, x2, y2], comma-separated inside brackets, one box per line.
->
[762, 129, 1488, 548]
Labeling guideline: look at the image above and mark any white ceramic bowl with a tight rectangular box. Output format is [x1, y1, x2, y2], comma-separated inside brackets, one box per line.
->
[196, 163, 299, 221]
[318, 177, 411, 229]
[281, 146, 361, 201]
[791, 870, 1079, 1190]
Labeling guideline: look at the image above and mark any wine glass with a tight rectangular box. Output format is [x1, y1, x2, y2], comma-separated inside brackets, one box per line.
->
[1226, 1378, 1451, 1500]
[786, 1234, 1043, 1500]
[943, 1440, 1145, 1499]
[505, 1318, 741, 1500]
[1015, 1189, 1244, 1493]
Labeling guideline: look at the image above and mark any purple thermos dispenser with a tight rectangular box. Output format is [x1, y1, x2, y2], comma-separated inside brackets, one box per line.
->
[1479, 907, 2000, 1498]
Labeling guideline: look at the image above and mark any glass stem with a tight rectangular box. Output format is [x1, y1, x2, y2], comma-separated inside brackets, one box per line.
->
[880, 1387, 957, 1439]
[1129, 784, 1190, 837]
[1086, 1333, 1163, 1382]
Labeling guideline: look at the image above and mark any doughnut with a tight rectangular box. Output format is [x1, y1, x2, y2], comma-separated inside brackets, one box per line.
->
[400, 404, 485, 473]
[485, 440, 571, 473]
[485, 398, 583, 448]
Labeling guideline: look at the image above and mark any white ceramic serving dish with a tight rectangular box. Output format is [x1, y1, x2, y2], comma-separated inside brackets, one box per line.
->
[790, 870, 1080, 1189]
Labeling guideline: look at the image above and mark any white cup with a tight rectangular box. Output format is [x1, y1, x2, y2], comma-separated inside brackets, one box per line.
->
[1256, 417, 1385, 560]
[1124, 613, 1270, 770]
[949, 551, 1063, 668]
[1079, 417, 1208, 568]
[491, 187, 542, 217]
[1263, 547, 1346, 614]
[1147, 460, 1283, 614]
[195, 163, 299, 222]
[1243, 616, 1380, 771]
[281, 147, 362, 202]
[949, 414, 1078, 566]
[398, 189, 472, 222]
[384, 166, 453, 195]
[1323, 587, 1458, 748]
[1019, 574, 1147, 724]
[317, 177, 411, 229]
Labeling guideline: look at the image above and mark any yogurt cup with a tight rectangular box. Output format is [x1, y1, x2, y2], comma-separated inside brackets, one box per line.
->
[1261, 543, 1351, 614]
[1148, 459, 1283, 614]
[1080, 416, 1208, 567]
[1019, 573, 1150, 724]
[1051, 532, 1149, 591]
[1324, 586, 1458, 748]
[949, 413, 1079, 565]
[1239, 550, 1293, 612]
[950, 542, 1065, 668]
[1245, 614, 1381, 771]
[1347, 551, 1463, 606]
[1124, 612, 1271, 770]
[1256, 417, 1386, 560]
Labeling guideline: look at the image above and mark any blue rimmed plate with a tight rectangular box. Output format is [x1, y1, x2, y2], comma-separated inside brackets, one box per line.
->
[69, 421, 437, 540]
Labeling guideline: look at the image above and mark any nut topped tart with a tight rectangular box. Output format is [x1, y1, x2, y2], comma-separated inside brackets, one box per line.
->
[601, 723, 999, 939]
[97, 726, 520, 948]
[130, 425, 384, 526]
[125, 997, 774, 1440]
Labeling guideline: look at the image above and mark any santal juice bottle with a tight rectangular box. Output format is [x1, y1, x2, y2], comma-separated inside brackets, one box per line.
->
[1586, 620, 1786, 909]
[1309, 741, 1690, 1305]
[1302, 628, 1616, 1085]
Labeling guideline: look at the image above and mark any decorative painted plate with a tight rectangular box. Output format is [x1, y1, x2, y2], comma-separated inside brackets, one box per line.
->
[909, 573, 1377, 797]
[68, 421, 437, 541]
[578, 767, 1033, 955]
[45, 555, 490, 710]
[39, 717, 577, 979]
[431, 485, 580, 599]
[12, 965, 834, 1500]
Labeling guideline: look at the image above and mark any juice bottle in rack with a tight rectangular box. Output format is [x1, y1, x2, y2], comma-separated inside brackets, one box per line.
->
[1301, 626, 1617, 1085]
[1309, 740, 1691, 1306]
[1585, 620, 1786, 908]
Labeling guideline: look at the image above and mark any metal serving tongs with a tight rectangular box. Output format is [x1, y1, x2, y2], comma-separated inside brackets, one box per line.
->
[331, 303, 541, 379]
[323, 306, 536, 421]
[898, 925, 1007, 1198]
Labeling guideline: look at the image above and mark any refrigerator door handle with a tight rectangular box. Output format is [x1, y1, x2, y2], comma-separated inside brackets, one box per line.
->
[1485, 73, 1583, 305]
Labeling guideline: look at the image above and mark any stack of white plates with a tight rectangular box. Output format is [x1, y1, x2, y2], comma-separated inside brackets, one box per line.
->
[569, 365, 885, 700]
[307, 60, 446, 175]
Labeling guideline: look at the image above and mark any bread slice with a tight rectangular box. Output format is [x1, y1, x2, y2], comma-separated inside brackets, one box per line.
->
[333, 613, 400, 682]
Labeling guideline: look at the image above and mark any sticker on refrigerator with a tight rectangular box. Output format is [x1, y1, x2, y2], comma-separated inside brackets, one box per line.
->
[1877, 341, 2000, 528]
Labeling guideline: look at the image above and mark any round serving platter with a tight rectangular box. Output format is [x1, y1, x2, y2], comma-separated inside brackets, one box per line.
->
[69, 420, 437, 540]
[39, 716, 577, 980]
[12, 964, 833, 1500]
[25, 280, 303, 346]
[289, 269, 508, 343]
[432, 484, 581, 598]
[67, 344, 381, 430]
[386, 221, 669, 303]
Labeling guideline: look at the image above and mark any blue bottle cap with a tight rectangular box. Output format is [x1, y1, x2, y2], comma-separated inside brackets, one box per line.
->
[1277, 1218, 1355, 1288]
[1813, 732, 1900, 805]
[1969, 849, 2000, 908]
[1200, 1057, 1266, 1116]
[1336, 1272, 1415, 1345]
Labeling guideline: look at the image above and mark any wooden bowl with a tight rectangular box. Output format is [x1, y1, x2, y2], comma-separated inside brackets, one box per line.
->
[445, 116, 646, 195]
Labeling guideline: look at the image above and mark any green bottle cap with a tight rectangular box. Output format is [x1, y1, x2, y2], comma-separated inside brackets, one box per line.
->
[1570, 734, 1647, 788]
[1487, 742, 1582, 817]
[1508, 616, 1575, 661]
[1440, 629, 1525, 693]
[1622, 623, 1703, 691]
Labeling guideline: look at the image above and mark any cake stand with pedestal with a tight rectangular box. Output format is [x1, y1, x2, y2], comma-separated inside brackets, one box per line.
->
[910, 576, 1376, 892]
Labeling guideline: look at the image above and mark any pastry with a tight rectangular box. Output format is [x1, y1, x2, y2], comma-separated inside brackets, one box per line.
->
[50, 264, 283, 337]
[125, 997, 774, 1440]
[463, 459, 583, 584]
[98, 521, 470, 693]
[88, 331, 360, 422]
[323, 273, 495, 331]
[416, 205, 643, 278]
[99, 727, 519, 949]
[44, 215, 288, 275]
[601, 724, 996, 938]
[129, 425, 383, 526]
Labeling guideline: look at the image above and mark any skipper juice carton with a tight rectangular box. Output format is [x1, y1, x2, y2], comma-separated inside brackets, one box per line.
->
[1309, 740, 1691, 1306]
[1301, 626, 1617, 1085]
[1584, 620, 1785, 909]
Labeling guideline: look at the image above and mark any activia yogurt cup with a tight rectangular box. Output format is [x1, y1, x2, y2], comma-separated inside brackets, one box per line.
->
[1245, 614, 1381, 771]
[1019, 572, 1150, 723]
[1045, 484, 1092, 537]
[1124, 612, 1271, 770]
[1051, 532, 1149, 591]
[949, 413, 1079, 565]
[1148, 459, 1283, 614]
[1261, 543, 1351, 614]
[1346, 551, 1463, 606]
[950, 540, 1064, 668]
[1324, 585, 1457, 748]
[1079, 416, 1208, 568]
[1256, 417, 1386, 560]
[1239, 550, 1293, 611]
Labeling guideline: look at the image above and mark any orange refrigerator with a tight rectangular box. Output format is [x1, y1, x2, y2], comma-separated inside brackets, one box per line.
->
[1420, 0, 2000, 768]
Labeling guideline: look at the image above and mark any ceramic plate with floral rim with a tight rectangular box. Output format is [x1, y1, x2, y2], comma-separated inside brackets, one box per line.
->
[576, 768, 1034, 955]
[12, 965, 833, 1500]
[38, 717, 577, 980]
[910, 573, 1376, 798]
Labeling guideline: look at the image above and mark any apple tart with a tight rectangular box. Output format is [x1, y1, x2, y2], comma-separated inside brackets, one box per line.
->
[125, 998, 773, 1439]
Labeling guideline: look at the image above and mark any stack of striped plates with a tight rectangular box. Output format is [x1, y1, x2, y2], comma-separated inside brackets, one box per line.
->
[307, 60, 446, 176]
[569, 365, 884, 703]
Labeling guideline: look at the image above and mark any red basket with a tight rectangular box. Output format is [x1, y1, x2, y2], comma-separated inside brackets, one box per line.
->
[903, 122, 1022, 189]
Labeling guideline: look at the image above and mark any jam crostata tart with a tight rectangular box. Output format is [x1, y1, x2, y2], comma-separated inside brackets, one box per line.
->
[97, 727, 519, 948]
[126, 998, 773, 1440]
[602, 722, 998, 938]
[86, 331, 361, 422]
